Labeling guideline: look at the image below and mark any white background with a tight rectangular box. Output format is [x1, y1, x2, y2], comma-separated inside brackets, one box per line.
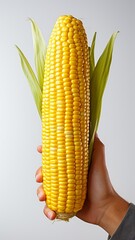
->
[0, 0, 135, 239]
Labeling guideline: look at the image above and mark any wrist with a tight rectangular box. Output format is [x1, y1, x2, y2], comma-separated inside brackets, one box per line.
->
[98, 193, 130, 236]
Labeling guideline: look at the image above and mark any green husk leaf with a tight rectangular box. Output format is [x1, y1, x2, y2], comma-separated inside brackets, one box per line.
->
[89, 32, 118, 163]
[29, 18, 46, 91]
[90, 32, 97, 78]
[16, 46, 42, 118]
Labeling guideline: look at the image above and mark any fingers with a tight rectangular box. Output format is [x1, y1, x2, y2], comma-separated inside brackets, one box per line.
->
[35, 167, 43, 183]
[37, 183, 56, 220]
[37, 145, 42, 153]
[37, 185, 46, 201]
[36, 183, 56, 220]
[36, 145, 56, 220]
[43, 205, 56, 220]
[36, 145, 43, 182]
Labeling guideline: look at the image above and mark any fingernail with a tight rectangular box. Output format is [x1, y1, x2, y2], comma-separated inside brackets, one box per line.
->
[35, 174, 40, 181]
[47, 211, 53, 220]
[38, 192, 43, 200]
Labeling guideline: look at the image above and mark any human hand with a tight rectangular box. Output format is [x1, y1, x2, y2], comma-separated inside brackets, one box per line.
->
[77, 134, 129, 235]
[36, 134, 129, 236]
[35, 134, 113, 222]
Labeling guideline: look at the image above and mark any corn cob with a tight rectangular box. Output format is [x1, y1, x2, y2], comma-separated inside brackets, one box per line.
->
[16, 15, 117, 221]
[42, 15, 90, 220]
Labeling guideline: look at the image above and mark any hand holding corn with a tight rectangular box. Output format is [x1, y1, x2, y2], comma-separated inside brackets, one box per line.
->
[17, 15, 118, 220]
[36, 134, 129, 237]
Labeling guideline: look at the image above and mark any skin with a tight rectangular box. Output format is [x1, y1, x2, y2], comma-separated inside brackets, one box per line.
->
[35, 134, 129, 236]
